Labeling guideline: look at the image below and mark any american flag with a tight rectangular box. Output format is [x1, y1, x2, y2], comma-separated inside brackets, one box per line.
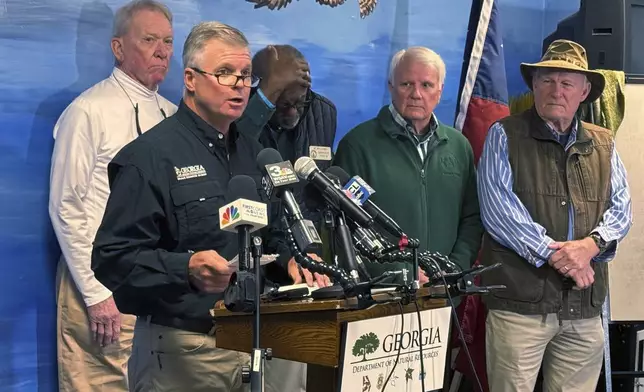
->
[452, 1, 510, 391]
[454, 0, 510, 165]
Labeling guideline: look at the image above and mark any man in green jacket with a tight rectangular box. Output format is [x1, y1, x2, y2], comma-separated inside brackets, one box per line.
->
[333, 46, 483, 283]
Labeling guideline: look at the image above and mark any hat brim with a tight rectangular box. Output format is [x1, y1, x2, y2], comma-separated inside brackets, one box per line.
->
[520, 60, 605, 103]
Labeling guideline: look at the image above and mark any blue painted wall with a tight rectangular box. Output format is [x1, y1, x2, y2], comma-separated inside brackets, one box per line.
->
[0, 0, 550, 390]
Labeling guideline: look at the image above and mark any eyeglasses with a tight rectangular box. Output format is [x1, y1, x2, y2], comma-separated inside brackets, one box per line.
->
[191, 67, 259, 88]
[277, 89, 312, 111]
[277, 99, 311, 111]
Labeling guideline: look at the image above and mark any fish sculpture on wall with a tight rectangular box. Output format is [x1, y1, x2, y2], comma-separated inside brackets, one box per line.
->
[246, 0, 378, 18]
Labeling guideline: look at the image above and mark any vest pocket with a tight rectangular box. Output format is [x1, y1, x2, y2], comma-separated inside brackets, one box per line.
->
[488, 248, 546, 303]
[591, 263, 608, 307]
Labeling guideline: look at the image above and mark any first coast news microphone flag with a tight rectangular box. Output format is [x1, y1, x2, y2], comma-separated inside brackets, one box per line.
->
[453, 0, 510, 390]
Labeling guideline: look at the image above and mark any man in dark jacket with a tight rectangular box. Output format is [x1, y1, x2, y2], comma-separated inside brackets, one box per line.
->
[237, 44, 337, 272]
[235, 44, 337, 392]
[238, 44, 336, 169]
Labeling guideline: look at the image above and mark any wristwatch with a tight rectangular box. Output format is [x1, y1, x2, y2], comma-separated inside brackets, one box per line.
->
[589, 232, 609, 255]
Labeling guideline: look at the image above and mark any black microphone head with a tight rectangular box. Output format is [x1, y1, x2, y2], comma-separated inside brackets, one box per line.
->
[256, 148, 284, 174]
[325, 166, 351, 186]
[226, 175, 261, 202]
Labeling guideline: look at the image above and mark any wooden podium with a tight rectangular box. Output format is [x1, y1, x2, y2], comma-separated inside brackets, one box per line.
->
[212, 287, 448, 392]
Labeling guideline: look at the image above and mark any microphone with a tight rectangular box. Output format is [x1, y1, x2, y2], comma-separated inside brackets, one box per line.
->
[429, 263, 506, 296]
[325, 166, 405, 239]
[219, 175, 268, 270]
[220, 175, 268, 314]
[294, 157, 374, 229]
[257, 148, 322, 253]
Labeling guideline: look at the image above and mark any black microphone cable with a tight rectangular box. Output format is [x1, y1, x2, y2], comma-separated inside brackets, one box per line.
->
[426, 255, 484, 392]
[381, 301, 405, 392]
[280, 216, 354, 290]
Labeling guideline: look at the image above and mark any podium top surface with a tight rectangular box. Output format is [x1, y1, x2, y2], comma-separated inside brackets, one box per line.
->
[211, 286, 447, 318]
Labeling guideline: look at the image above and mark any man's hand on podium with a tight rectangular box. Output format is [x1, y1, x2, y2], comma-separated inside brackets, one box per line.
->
[287, 254, 331, 288]
[418, 267, 429, 286]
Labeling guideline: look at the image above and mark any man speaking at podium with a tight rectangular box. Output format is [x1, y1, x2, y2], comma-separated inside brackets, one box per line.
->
[333, 46, 483, 282]
[91, 22, 326, 392]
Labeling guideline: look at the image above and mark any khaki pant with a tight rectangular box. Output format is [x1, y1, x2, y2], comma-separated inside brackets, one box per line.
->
[264, 358, 306, 392]
[486, 309, 604, 392]
[56, 259, 136, 392]
[129, 317, 251, 392]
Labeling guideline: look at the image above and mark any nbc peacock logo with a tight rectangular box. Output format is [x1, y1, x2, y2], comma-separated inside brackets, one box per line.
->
[221, 205, 240, 225]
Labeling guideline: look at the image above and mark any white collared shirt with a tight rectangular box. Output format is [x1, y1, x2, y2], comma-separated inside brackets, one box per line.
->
[49, 67, 177, 306]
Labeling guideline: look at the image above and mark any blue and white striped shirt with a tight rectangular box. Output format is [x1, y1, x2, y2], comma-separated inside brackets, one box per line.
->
[477, 121, 632, 267]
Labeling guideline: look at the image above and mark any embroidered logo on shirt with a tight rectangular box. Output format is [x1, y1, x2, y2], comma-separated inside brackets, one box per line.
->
[175, 165, 207, 181]
[439, 155, 460, 176]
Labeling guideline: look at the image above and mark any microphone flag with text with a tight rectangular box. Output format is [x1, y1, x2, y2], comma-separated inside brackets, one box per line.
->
[328, 167, 407, 241]
[220, 175, 268, 312]
[256, 148, 322, 253]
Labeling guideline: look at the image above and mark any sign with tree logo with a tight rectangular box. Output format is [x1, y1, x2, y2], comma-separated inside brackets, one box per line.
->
[339, 307, 451, 391]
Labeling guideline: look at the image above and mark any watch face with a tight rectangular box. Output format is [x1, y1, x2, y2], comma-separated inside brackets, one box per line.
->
[592, 234, 607, 252]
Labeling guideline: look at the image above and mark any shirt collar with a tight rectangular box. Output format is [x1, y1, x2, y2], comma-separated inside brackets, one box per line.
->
[111, 67, 158, 102]
[176, 100, 239, 148]
[545, 117, 579, 150]
[388, 104, 438, 142]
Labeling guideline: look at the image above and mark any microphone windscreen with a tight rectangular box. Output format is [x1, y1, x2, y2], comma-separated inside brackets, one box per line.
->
[325, 166, 351, 186]
[294, 156, 317, 179]
[227, 175, 261, 202]
[256, 148, 284, 174]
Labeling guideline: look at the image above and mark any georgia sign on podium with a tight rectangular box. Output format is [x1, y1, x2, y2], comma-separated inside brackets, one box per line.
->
[339, 306, 452, 391]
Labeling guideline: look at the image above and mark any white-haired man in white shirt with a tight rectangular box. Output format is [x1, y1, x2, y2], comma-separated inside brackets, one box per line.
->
[48, 1, 176, 390]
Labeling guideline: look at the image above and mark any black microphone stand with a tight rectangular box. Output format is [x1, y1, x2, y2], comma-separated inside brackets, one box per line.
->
[322, 207, 337, 266]
[248, 236, 271, 392]
[238, 224, 251, 271]
[334, 213, 361, 283]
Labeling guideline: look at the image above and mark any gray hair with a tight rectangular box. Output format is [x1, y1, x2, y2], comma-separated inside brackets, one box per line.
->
[182, 22, 249, 69]
[112, 0, 172, 38]
[388, 46, 446, 85]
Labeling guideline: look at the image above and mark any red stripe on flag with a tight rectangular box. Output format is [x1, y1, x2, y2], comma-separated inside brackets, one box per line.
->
[462, 97, 510, 164]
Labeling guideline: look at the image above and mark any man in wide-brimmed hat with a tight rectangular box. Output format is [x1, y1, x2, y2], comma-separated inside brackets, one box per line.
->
[477, 39, 632, 391]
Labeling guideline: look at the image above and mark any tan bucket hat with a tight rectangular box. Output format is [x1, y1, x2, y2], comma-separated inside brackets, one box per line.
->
[520, 39, 605, 103]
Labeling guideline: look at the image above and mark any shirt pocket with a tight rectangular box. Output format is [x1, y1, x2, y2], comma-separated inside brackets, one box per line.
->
[170, 180, 226, 251]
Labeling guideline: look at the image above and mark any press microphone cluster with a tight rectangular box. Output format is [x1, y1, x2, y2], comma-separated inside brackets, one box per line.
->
[327, 166, 417, 248]
[256, 149, 354, 289]
[294, 157, 374, 229]
[294, 157, 374, 284]
[258, 148, 322, 254]
[296, 160, 468, 286]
